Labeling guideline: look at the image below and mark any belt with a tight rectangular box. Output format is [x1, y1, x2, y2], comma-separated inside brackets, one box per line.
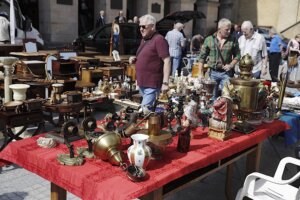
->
[211, 67, 225, 72]
[270, 52, 281, 54]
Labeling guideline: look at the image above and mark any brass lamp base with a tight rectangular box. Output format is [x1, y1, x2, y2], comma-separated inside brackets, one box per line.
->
[208, 127, 231, 141]
[57, 154, 84, 166]
[77, 147, 95, 158]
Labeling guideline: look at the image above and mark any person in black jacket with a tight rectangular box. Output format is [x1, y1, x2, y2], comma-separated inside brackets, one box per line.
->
[95, 10, 105, 28]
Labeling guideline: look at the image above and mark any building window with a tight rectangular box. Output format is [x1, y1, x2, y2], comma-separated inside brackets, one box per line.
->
[111, 0, 122, 9]
[57, 0, 73, 5]
[151, 3, 161, 13]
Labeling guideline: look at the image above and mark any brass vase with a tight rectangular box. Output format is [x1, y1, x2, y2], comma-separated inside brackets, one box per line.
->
[93, 132, 124, 166]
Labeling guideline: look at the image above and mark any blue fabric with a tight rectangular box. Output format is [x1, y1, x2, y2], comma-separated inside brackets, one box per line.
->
[139, 87, 160, 107]
[269, 34, 282, 53]
[171, 56, 181, 76]
[279, 111, 300, 146]
[209, 70, 231, 100]
[252, 70, 261, 79]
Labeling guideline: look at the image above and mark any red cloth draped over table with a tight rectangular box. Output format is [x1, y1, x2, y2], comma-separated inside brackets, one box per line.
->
[0, 120, 288, 200]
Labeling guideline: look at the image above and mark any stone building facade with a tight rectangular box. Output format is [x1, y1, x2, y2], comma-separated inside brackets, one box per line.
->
[32, 0, 299, 45]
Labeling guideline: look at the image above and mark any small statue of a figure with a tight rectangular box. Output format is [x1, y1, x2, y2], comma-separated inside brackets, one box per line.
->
[209, 96, 233, 131]
[208, 85, 233, 140]
[177, 120, 191, 153]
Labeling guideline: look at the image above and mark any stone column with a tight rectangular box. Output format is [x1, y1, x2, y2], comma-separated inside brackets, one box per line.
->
[0, 57, 18, 103]
[39, 1, 78, 43]
[218, 0, 235, 21]
[195, 0, 220, 36]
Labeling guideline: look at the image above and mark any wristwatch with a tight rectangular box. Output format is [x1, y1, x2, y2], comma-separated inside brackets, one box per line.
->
[162, 82, 168, 86]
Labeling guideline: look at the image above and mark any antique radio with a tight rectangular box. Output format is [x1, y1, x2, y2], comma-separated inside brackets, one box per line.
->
[66, 91, 82, 104]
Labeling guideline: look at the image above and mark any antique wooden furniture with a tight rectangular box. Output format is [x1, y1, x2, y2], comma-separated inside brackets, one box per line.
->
[24, 60, 46, 77]
[70, 56, 99, 64]
[97, 67, 123, 79]
[52, 60, 79, 79]
[0, 44, 23, 56]
[81, 68, 103, 84]
[126, 64, 136, 81]
[94, 56, 121, 67]
[9, 52, 48, 61]
[0, 110, 44, 151]
[43, 101, 83, 127]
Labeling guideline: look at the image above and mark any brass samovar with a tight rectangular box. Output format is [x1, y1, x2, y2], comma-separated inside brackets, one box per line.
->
[229, 54, 261, 133]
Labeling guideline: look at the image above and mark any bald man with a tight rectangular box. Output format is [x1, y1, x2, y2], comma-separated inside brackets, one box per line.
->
[238, 20, 268, 79]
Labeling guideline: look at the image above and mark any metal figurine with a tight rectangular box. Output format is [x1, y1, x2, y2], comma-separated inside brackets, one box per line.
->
[104, 112, 121, 131]
[166, 97, 175, 135]
[177, 121, 191, 153]
[175, 96, 185, 132]
[77, 117, 97, 158]
[57, 122, 84, 166]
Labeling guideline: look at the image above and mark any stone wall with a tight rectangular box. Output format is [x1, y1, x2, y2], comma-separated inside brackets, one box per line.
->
[39, 1, 78, 43]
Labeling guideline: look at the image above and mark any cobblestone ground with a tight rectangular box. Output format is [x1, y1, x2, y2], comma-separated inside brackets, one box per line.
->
[0, 164, 80, 200]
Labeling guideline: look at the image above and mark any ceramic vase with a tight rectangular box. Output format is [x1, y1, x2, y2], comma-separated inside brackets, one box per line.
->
[9, 84, 30, 138]
[9, 84, 30, 101]
[127, 134, 152, 169]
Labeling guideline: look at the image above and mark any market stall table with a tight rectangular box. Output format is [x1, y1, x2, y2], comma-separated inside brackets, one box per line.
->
[0, 120, 288, 200]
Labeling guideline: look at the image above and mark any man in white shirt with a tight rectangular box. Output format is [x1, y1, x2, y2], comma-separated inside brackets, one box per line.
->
[238, 21, 268, 78]
[165, 22, 185, 76]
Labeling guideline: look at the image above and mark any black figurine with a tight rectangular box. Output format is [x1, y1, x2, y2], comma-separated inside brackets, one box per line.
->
[177, 125, 191, 153]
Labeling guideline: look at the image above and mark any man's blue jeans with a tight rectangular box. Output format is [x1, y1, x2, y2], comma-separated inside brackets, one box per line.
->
[139, 87, 160, 108]
[209, 70, 231, 100]
[171, 56, 181, 76]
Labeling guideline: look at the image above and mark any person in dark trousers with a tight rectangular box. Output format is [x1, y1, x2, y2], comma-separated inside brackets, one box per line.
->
[268, 27, 283, 82]
[129, 14, 171, 111]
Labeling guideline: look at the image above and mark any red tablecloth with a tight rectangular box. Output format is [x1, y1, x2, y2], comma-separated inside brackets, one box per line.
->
[0, 120, 288, 200]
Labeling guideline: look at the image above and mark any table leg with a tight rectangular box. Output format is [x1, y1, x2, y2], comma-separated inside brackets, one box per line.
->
[0, 125, 28, 151]
[51, 182, 66, 200]
[225, 163, 234, 200]
[0, 130, 9, 151]
[32, 122, 45, 136]
[246, 143, 262, 175]
[140, 187, 163, 200]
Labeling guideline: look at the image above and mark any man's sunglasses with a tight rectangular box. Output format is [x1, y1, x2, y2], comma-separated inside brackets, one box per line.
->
[139, 25, 147, 29]
[139, 24, 153, 29]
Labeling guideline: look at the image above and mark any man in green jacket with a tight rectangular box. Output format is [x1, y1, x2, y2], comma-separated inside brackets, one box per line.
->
[198, 18, 240, 100]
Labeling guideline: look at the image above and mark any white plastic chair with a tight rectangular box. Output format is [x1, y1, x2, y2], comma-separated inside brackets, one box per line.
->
[236, 157, 300, 200]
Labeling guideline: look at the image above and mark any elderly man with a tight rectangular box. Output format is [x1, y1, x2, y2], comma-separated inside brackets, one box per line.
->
[115, 10, 127, 23]
[198, 18, 240, 100]
[95, 10, 105, 28]
[238, 20, 268, 79]
[165, 22, 185, 76]
[129, 14, 171, 110]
